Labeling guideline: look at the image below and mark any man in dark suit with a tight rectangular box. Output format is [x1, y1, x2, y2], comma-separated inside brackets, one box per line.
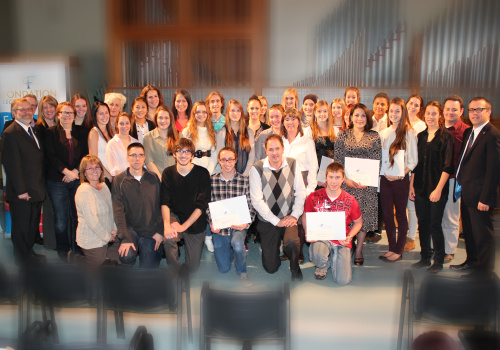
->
[2, 98, 46, 265]
[451, 97, 500, 273]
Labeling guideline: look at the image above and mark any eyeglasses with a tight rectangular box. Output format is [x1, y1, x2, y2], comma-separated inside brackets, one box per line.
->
[468, 107, 489, 113]
[85, 166, 101, 172]
[60, 111, 75, 116]
[15, 108, 32, 113]
[176, 149, 191, 155]
[219, 158, 236, 163]
[128, 153, 145, 158]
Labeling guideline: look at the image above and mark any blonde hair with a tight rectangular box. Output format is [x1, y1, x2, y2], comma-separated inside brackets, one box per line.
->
[186, 101, 216, 147]
[311, 100, 336, 141]
[281, 89, 299, 109]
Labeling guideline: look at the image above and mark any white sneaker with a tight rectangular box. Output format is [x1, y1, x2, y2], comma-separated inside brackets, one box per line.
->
[205, 236, 214, 252]
[240, 273, 253, 287]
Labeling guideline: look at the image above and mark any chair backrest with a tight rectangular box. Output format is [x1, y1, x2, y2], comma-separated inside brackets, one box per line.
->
[416, 274, 499, 327]
[201, 282, 290, 340]
[100, 267, 177, 312]
[22, 263, 93, 307]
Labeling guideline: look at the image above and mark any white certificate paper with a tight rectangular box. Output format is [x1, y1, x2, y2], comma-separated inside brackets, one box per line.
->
[209, 195, 252, 230]
[317, 156, 334, 183]
[380, 150, 405, 177]
[306, 212, 346, 241]
[345, 157, 380, 187]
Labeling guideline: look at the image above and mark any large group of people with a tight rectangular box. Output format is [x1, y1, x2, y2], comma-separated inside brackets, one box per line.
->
[2, 86, 499, 286]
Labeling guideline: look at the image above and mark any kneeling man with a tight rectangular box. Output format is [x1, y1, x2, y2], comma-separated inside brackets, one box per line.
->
[249, 134, 306, 281]
[208, 147, 255, 286]
[303, 162, 362, 285]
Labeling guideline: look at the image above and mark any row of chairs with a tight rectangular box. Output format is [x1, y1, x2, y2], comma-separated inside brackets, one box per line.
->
[0, 263, 291, 350]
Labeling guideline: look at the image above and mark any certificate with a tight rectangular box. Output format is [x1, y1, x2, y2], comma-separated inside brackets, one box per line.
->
[209, 195, 252, 230]
[345, 157, 380, 187]
[317, 156, 334, 183]
[306, 212, 346, 241]
[380, 150, 405, 177]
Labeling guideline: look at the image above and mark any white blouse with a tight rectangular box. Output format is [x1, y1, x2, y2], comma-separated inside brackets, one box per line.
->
[182, 126, 217, 174]
[105, 134, 139, 176]
[283, 133, 318, 195]
[379, 125, 418, 172]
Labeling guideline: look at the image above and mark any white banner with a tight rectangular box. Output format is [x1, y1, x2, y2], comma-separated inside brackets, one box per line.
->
[0, 61, 67, 131]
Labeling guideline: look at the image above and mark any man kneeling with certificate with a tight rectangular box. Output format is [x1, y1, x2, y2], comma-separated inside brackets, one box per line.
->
[303, 162, 363, 285]
[208, 147, 255, 286]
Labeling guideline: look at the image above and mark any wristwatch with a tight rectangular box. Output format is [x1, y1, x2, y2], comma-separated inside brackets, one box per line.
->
[346, 235, 352, 241]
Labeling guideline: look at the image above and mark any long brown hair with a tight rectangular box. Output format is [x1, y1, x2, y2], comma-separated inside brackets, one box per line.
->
[186, 101, 216, 147]
[388, 97, 411, 167]
[311, 100, 336, 141]
[154, 105, 179, 152]
[71, 94, 93, 129]
[224, 100, 251, 152]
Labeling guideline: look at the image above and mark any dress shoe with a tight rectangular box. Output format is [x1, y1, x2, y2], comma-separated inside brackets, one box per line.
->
[427, 263, 443, 274]
[384, 255, 402, 263]
[354, 257, 364, 266]
[412, 260, 431, 269]
[450, 261, 474, 271]
[291, 269, 303, 281]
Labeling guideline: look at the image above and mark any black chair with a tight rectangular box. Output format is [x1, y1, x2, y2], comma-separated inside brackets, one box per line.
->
[200, 282, 290, 350]
[397, 269, 500, 350]
[21, 262, 101, 345]
[18, 323, 154, 350]
[100, 265, 192, 350]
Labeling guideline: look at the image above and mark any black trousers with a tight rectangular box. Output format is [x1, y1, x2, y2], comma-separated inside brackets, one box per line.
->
[256, 220, 300, 274]
[415, 193, 447, 264]
[9, 200, 42, 264]
[461, 202, 495, 271]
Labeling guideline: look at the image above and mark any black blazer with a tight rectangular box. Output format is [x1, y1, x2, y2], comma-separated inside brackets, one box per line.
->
[1, 121, 45, 202]
[45, 123, 89, 182]
[456, 122, 500, 207]
[130, 119, 156, 141]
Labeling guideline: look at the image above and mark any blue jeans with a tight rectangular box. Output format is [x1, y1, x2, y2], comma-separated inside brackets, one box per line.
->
[212, 229, 247, 275]
[310, 241, 352, 285]
[119, 227, 164, 268]
[46, 180, 80, 253]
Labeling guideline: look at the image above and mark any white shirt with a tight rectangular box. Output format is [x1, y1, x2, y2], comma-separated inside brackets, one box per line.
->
[283, 133, 318, 195]
[249, 156, 306, 226]
[379, 125, 418, 172]
[456, 121, 489, 178]
[135, 122, 150, 144]
[16, 120, 39, 148]
[105, 134, 139, 176]
[182, 126, 217, 174]
[372, 114, 388, 134]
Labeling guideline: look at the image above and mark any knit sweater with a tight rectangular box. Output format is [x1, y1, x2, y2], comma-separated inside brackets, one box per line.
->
[249, 156, 306, 225]
[75, 183, 116, 249]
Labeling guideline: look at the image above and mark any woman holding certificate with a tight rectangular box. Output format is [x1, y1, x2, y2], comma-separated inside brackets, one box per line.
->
[311, 100, 336, 188]
[379, 98, 418, 262]
[409, 101, 454, 273]
[334, 103, 382, 265]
